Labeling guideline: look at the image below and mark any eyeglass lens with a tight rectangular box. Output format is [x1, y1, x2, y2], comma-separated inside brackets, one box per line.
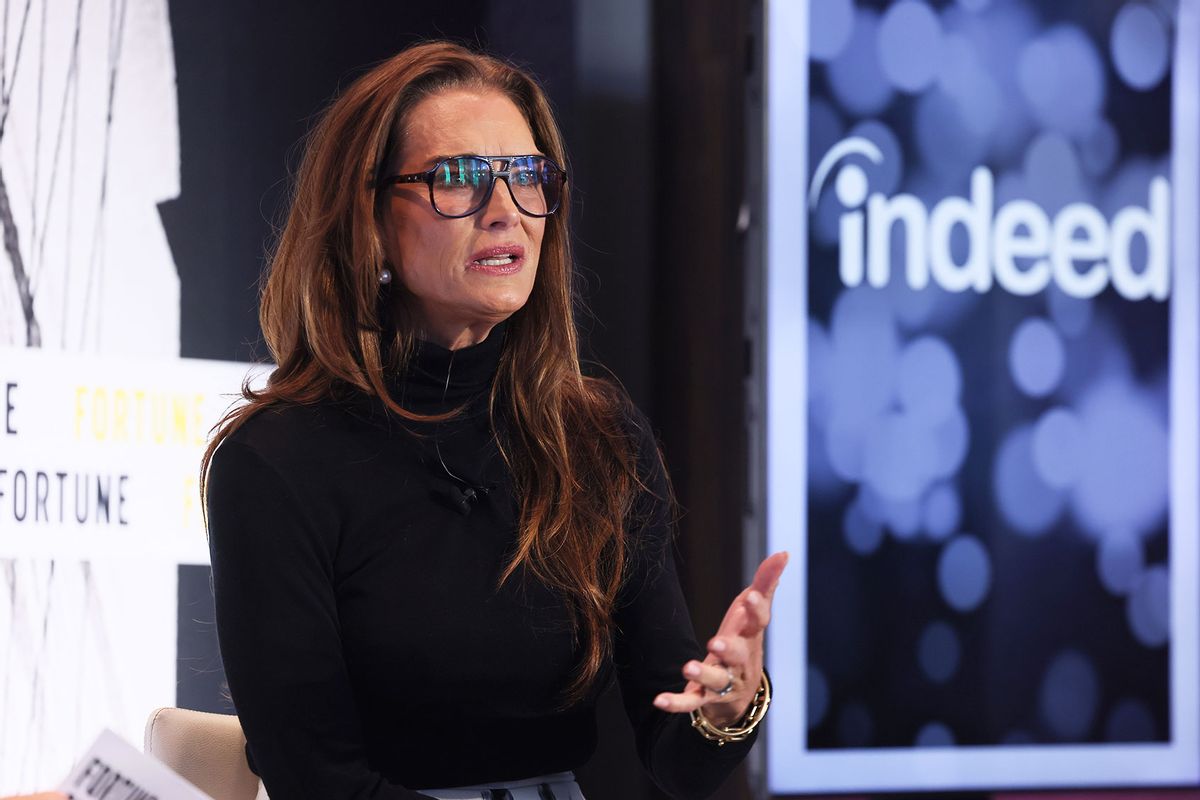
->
[431, 156, 563, 217]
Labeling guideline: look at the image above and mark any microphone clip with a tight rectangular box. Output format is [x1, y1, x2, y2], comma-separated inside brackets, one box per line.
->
[430, 475, 490, 516]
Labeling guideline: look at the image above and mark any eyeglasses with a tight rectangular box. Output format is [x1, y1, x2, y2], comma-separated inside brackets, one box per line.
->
[379, 154, 567, 218]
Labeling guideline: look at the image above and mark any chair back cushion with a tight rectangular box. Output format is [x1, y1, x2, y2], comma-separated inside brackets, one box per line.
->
[143, 707, 264, 800]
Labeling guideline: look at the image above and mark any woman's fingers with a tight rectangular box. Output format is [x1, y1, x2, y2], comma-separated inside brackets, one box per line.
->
[716, 588, 769, 639]
[683, 659, 736, 696]
[720, 553, 787, 636]
[745, 589, 772, 630]
[751, 551, 789, 600]
[652, 553, 788, 715]
[715, 594, 755, 640]
[708, 631, 751, 667]
[653, 686, 706, 713]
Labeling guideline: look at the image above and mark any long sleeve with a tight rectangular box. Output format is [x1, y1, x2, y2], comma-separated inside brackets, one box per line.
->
[611, 418, 758, 799]
[206, 438, 433, 800]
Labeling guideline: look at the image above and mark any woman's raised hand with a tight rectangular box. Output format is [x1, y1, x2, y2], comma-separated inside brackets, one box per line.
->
[653, 551, 789, 726]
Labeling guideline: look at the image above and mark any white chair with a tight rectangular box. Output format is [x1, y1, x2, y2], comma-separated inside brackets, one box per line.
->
[143, 707, 266, 800]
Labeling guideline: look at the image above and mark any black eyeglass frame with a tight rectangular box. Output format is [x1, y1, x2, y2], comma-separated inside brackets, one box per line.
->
[377, 154, 568, 219]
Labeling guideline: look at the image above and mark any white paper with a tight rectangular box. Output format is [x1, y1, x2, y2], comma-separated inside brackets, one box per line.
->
[57, 728, 212, 800]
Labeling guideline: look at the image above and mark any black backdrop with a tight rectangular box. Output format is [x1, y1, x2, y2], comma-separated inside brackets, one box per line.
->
[164, 2, 756, 799]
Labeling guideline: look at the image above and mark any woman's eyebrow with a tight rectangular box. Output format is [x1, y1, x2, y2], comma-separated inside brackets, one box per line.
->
[428, 151, 546, 162]
[408, 151, 546, 171]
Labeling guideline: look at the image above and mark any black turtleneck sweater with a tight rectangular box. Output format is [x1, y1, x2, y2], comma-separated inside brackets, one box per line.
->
[205, 326, 757, 799]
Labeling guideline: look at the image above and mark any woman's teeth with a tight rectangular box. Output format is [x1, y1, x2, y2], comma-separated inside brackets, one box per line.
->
[475, 255, 515, 266]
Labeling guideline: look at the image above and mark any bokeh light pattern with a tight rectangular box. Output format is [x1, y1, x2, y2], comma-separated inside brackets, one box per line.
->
[805, 0, 1174, 751]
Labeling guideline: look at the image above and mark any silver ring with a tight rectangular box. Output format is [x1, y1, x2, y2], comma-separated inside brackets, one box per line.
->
[717, 667, 735, 697]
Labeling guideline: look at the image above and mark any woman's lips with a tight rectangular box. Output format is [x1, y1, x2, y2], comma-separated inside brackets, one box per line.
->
[466, 245, 525, 275]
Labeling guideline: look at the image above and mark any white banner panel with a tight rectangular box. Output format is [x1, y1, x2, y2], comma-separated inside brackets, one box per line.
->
[0, 348, 263, 793]
[0, 347, 264, 564]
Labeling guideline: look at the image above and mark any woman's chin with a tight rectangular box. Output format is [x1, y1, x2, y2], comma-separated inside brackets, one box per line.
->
[473, 291, 533, 320]
[412, 290, 533, 341]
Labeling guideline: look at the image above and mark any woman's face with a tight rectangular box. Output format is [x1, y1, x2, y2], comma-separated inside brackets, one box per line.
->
[381, 88, 547, 349]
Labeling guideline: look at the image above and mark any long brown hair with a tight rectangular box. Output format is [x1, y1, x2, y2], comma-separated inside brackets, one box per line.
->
[201, 41, 659, 706]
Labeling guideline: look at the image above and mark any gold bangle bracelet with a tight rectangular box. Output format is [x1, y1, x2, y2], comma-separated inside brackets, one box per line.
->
[689, 670, 772, 746]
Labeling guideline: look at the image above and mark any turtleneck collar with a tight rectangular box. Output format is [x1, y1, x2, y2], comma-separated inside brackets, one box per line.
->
[392, 321, 508, 411]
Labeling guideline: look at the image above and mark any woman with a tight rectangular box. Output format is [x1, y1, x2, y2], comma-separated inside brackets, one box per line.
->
[201, 41, 787, 800]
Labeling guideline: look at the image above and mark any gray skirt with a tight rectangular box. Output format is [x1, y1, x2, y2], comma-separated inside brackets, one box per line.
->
[415, 770, 585, 800]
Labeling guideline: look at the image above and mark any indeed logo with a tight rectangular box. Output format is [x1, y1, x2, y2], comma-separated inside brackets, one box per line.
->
[809, 137, 1170, 301]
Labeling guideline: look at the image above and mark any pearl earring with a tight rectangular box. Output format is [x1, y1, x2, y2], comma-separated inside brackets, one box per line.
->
[379, 268, 392, 285]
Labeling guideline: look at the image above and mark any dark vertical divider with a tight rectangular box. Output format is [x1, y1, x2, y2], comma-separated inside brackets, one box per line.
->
[568, 3, 661, 796]
[652, 1, 755, 798]
[569, 0, 656, 409]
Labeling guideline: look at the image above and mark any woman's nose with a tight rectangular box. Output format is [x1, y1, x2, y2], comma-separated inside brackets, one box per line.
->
[479, 179, 521, 228]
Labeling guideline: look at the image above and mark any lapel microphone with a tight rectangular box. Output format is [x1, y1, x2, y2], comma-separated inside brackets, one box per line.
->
[427, 344, 495, 517]
[430, 473, 490, 516]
